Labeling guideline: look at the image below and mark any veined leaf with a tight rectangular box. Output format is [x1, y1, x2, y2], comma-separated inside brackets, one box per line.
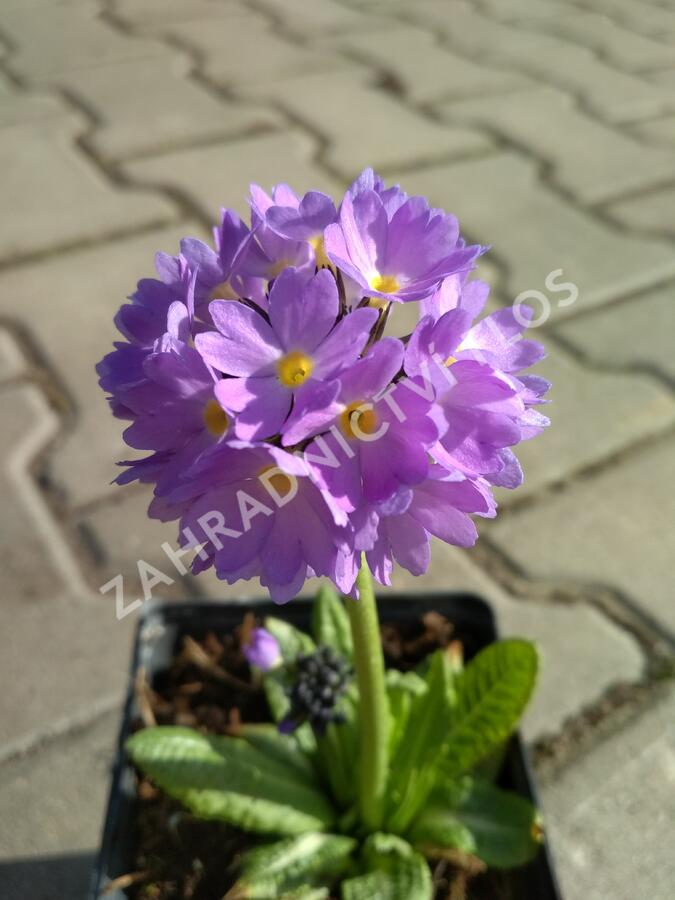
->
[386, 669, 428, 757]
[342, 833, 432, 900]
[441, 640, 538, 779]
[316, 683, 359, 809]
[409, 777, 543, 869]
[227, 832, 356, 899]
[126, 726, 335, 836]
[231, 723, 318, 783]
[311, 584, 354, 660]
[386, 650, 456, 832]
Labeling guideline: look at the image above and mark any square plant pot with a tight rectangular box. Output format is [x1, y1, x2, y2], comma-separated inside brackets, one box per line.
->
[90, 593, 562, 900]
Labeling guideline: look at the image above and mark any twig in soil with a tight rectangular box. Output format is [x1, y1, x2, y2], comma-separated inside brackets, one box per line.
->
[180, 636, 253, 692]
[134, 667, 157, 728]
[101, 870, 153, 894]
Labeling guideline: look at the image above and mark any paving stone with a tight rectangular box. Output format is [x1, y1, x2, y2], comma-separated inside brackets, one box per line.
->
[0, 385, 73, 603]
[161, 14, 345, 89]
[331, 24, 533, 105]
[243, 70, 492, 179]
[0, 115, 176, 264]
[440, 86, 675, 204]
[536, 10, 675, 72]
[473, 0, 579, 21]
[56, 56, 278, 163]
[113, 0, 248, 28]
[0, 593, 133, 760]
[0, 330, 26, 382]
[607, 185, 675, 237]
[76, 486, 189, 604]
[394, 152, 675, 321]
[503, 343, 675, 502]
[0, 711, 120, 862]
[252, 0, 379, 35]
[124, 130, 343, 223]
[0, 224, 198, 507]
[405, 0, 675, 123]
[541, 688, 675, 900]
[0, 92, 71, 129]
[575, 0, 675, 37]
[631, 113, 675, 148]
[385, 543, 645, 741]
[555, 283, 675, 386]
[487, 434, 675, 636]
[1, 4, 169, 82]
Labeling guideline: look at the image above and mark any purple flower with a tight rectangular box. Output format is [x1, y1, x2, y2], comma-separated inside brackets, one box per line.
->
[243, 628, 281, 671]
[167, 443, 356, 602]
[97, 167, 551, 600]
[195, 268, 378, 440]
[285, 339, 444, 511]
[325, 181, 483, 303]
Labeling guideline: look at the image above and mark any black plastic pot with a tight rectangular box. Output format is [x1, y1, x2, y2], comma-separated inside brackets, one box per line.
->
[90, 593, 562, 900]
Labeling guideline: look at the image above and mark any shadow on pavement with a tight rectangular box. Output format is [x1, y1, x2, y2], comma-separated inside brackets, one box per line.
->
[0, 852, 95, 900]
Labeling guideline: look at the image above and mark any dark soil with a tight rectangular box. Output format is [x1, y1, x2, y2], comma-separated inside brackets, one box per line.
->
[124, 612, 517, 900]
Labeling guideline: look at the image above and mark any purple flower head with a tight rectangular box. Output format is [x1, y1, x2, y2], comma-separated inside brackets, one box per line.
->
[195, 268, 378, 440]
[97, 169, 550, 598]
[325, 175, 484, 303]
[243, 627, 281, 671]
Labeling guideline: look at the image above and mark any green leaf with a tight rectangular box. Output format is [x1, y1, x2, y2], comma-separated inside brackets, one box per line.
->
[311, 584, 354, 660]
[126, 726, 335, 836]
[386, 650, 456, 832]
[232, 723, 318, 783]
[227, 832, 356, 899]
[409, 777, 543, 869]
[385, 670, 428, 757]
[441, 640, 538, 779]
[341, 833, 432, 900]
[316, 683, 359, 809]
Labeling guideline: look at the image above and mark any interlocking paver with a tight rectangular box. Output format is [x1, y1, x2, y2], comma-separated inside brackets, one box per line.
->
[501, 343, 675, 502]
[607, 186, 675, 237]
[0, 92, 69, 129]
[487, 434, 675, 636]
[394, 152, 675, 320]
[330, 24, 532, 105]
[439, 86, 675, 204]
[474, 0, 578, 21]
[0, 385, 72, 603]
[252, 0, 379, 35]
[555, 283, 675, 386]
[535, 10, 675, 72]
[124, 130, 343, 222]
[0, 113, 176, 264]
[0, 711, 120, 864]
[243, 70, 492, 178]
[160, 14, 345, 88]
[542, 688, 675, 900]
[56, 56, 278, 162]
[387, 542, 645, 741]
[0, 224, 197, 508]
[632, 114, 675, 149]
[0, 331, 26, 382]
[0, 4, 169, 82]
[113, 0, 249, 28]
[405, 1, 675, 123]
[575, 0, 675, 37]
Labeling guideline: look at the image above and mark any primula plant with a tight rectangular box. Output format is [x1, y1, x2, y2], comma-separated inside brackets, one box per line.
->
[98, 169, 550, 898]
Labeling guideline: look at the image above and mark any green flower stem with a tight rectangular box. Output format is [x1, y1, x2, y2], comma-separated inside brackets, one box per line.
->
[346, 557, 389, 830]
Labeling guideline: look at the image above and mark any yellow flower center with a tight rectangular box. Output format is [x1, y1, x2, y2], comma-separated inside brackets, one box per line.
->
[445, 355, 458, 366]
[277, 350, 314, 387]
[203, 398, 230, 436]
[269, 258, 291, 278]
[308, 235, 331, 269]
[369, 273, 401, 294]
[209, 280, 239, 301]
[258, 465, 295, 499]
[340, 401, 379, 439]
